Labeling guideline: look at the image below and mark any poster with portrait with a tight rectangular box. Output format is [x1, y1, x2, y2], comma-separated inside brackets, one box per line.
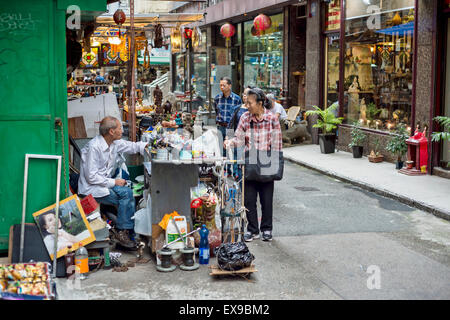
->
[33, 195, 96, 260]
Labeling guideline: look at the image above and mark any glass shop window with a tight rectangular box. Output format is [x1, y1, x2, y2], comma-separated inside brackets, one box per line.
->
[344, 0, 415, 132]
[192, 53, 207, 109]
[325, 34, 340, 108]
[174, 53, 185, 93]
[243, 13, 284, 97]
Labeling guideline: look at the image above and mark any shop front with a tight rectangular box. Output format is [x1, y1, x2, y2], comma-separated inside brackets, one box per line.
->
[434, 1, 450, 178]
[322, 0, 421, 163]
[243, 13, 284, 96]
[171, 27, 208, 113]
[205, 10, 288, 108]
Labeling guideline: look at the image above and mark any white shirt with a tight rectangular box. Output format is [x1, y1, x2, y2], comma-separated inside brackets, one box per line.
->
[270, 102, 287, 120]
[78, 135, 147, 198]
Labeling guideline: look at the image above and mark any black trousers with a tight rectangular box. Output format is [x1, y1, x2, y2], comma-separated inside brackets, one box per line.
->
[244, 179, 274, 234]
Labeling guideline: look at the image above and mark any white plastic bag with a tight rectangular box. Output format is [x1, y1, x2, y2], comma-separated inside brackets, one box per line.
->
[192, 129, 221, 158]
[132, 196, 152, 236]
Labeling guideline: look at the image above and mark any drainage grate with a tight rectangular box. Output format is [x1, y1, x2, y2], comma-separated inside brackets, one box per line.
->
[294, 186, 320, 192]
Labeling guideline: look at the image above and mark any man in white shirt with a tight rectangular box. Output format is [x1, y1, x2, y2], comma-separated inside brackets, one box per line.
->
[78, 116, 148, 249]
[266, 93, 287, 121]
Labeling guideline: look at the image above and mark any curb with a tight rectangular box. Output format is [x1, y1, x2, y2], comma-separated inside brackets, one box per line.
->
[284, 156, 450, 222]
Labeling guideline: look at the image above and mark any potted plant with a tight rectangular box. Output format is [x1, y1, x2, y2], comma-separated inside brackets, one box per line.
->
[385, 124, 409, 169]
[368, 137, 384, 163]
[348, 121, 366, 158]
[305, 104, 344, 154]
[431, 116, 450, 170]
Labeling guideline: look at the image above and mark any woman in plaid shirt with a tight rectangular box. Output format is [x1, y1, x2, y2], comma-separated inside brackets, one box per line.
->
[224, 88, 282, 242]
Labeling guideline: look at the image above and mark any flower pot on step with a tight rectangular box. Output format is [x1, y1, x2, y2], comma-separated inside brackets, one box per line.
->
[352, 146, 364, 158]
[319, 134, 336, 154]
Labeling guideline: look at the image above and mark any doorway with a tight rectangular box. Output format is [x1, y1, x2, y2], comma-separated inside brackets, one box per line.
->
[440, 18, 450, 169]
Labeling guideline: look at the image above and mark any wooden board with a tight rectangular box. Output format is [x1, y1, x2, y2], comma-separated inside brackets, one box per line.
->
[209, 264, 257, 276]
[68, 116, 87, 139]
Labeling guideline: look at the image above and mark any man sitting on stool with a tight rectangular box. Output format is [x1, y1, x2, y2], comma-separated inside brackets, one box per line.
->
[78, 116, 148, 249]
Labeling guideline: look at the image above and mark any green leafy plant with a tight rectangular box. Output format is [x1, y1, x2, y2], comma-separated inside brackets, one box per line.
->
[348, 121, 367, 148]
[431, 116, 450, 144]
[372, 137, 382, 156]
[385, 124, 409, 161]
[432, 116, 450, 168]
[305, 104, 344, 134]
[367, 102, 381, 120]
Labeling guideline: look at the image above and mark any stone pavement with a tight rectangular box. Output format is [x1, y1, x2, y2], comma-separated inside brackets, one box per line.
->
[283, 144, 450, 221]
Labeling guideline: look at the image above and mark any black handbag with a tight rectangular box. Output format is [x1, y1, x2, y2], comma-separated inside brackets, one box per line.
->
[244, 122, 284, 182]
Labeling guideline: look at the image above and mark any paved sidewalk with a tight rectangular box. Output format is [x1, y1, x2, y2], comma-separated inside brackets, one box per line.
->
[283, 144, 450, 221]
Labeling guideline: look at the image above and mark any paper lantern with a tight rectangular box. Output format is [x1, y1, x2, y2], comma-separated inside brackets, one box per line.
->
[253, 14, 272, 35]
[113, 9, 126, 38]
[113, 9, 126, 26]
[220, 23, 235, 47]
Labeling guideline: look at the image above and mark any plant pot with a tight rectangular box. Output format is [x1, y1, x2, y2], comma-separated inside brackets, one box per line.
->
[395, 161, 404, 170]
[406, 160, 414, 169]
[439, 161, 450, 171]
[368, 153, 384, 163]
[352, 146, 364, 158]
[319, 134, 336, 154]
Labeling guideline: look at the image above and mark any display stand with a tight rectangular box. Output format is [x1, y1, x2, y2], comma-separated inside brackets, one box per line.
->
[144, 152, 226, 253]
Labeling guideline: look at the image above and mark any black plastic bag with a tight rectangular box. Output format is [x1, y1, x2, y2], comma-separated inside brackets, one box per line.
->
[217, 242, 255, 271]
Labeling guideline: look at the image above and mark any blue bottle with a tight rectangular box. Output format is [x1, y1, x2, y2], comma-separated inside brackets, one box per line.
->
[199, 224, 210, 265]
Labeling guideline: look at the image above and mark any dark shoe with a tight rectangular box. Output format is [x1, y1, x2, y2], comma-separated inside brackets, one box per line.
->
[244, 231, 260, 242]
[261, 231, 272, 241]
[115, 229, 137, 249]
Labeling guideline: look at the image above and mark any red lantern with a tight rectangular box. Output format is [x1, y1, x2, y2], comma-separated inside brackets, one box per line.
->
[220, 23, 235, 47]
[253, 14, 272, 35]
[113, 9, 126, 37]
[113, 9, 126, 26]
[183, 28, 193, 39]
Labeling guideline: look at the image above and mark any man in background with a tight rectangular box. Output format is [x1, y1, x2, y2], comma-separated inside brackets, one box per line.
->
[213, 77, 242, 153]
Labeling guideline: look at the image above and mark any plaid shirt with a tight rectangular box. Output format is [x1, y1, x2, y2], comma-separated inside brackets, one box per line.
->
[214, 92, 242, 124]
[230, 109, 282, 152]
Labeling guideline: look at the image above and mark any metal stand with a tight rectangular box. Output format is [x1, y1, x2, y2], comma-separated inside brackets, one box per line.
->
[179, 246, 199, 271]
[156, 248, 176, 272]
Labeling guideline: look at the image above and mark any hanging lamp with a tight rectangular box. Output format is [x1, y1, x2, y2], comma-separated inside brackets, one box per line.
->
[253, 14, 272, 35]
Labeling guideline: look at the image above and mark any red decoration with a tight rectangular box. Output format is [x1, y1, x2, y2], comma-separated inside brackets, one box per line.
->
[220, 23, 235, 47]
[191, 198, 203, 209]
[183, 28, 193, 39]
[253, 14, 272, 34]
[113, 9, 126, 26]
[220, 23, 235, 38]
[80, 195, 98, 216]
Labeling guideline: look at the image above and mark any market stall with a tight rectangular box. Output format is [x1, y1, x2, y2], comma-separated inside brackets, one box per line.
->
[133, 121, 251, 273]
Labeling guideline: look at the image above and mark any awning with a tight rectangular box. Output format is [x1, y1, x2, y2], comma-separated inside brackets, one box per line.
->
[138, 56, 170, 65]
[375, 22, 414, 36]
[96, 12, 205, 29]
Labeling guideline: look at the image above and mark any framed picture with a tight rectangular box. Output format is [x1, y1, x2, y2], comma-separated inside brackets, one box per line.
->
[32, 195, 96, 260]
